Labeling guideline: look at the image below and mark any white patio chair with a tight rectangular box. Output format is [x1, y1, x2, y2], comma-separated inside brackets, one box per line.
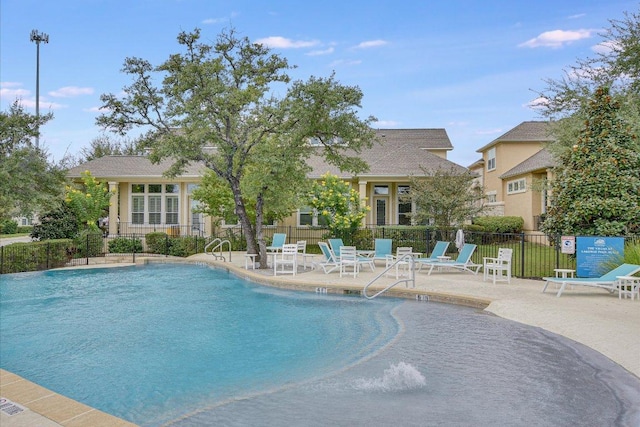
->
[483, 248, 513, 284]
[339, 246, 359, 278]
[273, 243, 298, 276]
[386, 246, 414, 279]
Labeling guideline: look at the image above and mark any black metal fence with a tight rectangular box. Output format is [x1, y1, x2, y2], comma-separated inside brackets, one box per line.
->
[2, 227, 638, 278]
[0, 233, 211, 275]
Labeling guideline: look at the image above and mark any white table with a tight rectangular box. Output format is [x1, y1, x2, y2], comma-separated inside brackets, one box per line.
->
[554, 268, 575, 278]
[244, 253, 257, 270]
[616, 276, 640, 300]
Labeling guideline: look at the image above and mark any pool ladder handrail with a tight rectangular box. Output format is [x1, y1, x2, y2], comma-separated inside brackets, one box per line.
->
[204, 238, 232, 262]
[363, 254, 416, 299]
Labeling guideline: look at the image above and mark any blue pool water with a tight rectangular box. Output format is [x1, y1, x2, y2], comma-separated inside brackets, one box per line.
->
[1, 263, 639, 426]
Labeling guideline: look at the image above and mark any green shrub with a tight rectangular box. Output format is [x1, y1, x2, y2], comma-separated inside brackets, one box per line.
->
[73, 231, 104, 258]
[473, 216, 524, 233]
[108, 237, 143, 254]
[0, 239, 74, 274]
[0, 219, 18, 234]
[31, 203, 79, 240]
[145, 232, 170, 254]
[168, 236, 207, 257]
[17, 226, 33, 234]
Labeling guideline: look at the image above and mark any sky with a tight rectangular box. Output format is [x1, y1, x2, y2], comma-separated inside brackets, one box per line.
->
[1, 0, 637, 167]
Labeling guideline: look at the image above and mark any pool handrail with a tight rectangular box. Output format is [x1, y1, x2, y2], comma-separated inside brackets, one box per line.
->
[363, 254, 415, 299]
[205, 238, 232, 261]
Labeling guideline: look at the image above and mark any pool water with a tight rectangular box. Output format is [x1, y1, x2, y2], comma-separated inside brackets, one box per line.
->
[1, 263, 639, 426]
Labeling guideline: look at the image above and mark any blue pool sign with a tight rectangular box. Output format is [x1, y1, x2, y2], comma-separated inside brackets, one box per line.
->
[576, 236, 624, 278]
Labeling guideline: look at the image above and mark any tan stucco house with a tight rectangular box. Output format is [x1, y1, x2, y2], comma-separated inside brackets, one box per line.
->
[67, 129, 468, 236]
[470, 121, 558, 233]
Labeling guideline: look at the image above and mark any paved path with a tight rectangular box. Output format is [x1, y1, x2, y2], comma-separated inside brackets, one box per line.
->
[0, 236, 31, 247]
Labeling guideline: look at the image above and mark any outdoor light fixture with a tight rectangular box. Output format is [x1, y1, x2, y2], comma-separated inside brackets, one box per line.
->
[30, 29, 49, 149]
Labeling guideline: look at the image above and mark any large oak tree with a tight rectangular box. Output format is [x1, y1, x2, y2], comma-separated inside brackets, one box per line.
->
[97, 28, 376, 266]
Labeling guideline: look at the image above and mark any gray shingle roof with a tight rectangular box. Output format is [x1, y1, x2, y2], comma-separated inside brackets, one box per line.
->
[476, 121, 554, 152]
[307, 128, 465, 178]
[67, 129, 465, 180]
[66, 156, 206, 179]
[500, 148, 558, 179]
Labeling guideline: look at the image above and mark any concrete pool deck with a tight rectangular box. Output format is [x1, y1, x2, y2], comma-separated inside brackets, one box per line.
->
[2, 252, 639, 426]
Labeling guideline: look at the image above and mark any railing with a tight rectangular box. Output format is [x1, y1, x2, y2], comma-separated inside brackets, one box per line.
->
[204, 238, 232, 261]
[363, 254, 415, 299]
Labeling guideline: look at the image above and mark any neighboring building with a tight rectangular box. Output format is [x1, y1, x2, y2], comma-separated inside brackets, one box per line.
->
[67, 129, 468, 235]
[472, 121, 558, 232]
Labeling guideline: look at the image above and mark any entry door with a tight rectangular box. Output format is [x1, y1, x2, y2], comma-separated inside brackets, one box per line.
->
[374, 198, 387, 225]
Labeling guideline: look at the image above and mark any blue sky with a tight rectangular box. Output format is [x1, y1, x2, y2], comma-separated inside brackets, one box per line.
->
[1, 0, 637, 166]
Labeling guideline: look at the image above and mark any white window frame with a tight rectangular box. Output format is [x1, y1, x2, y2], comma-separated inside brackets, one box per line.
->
[507, 178, 527, 194]
[486, 190, 497, 203]
[130, 183, 181, 225]
[487, 147, 496, 171]
[397, 185, 412, 225]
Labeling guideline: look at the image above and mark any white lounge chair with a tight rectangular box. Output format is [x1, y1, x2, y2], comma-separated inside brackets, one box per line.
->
[328, 238, 345, 258]
[371, 238, 393, 264]
[316, 242, 340, 274]
[416, 241, 450, 271]
[542, 263, 640, 297]
[420, 243, 481, 275]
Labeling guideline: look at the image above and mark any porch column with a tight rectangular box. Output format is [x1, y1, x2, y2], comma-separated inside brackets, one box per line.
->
[108, 182, 118, 236]
[358, 180, 368, 226]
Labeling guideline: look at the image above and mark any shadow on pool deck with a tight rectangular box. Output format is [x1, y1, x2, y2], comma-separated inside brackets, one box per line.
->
[2, 251, 638, 426]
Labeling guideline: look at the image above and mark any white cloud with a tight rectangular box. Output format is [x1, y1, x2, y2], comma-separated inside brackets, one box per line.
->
[48, 86, 94, 98]
[518, 29, 594, 48]
[202, 18, 226, 24]
[20, 97, 66, 110]
[526, 97, 549, 109]
[254, 36, 320, 49]
[1, 85, 30, 100]
[354, 40, 389, 49]
[568, 13, 586, 19]
[306, 47, 334, 56]
[592, 40, 617, 54]
[84, 106, 108, 113]
[329, 59, 362, 67]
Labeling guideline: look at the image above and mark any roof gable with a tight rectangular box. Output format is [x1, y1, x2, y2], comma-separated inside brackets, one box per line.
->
[476, 121, 554, 153]
[500, 148, 558, 179]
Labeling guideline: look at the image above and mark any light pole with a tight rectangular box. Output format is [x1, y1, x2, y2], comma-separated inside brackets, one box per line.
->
[30, 29, 49, 149]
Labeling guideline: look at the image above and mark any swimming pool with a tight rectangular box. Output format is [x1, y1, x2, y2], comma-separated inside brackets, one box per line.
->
[1, 263, 639, 426]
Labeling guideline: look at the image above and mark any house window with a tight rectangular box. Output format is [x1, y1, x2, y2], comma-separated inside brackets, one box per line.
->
[398, 185, 412, 225]
[130, 183, 180, 225]
[486, 191, 497, 203]
[297, 207, 328, 227]
[166, 196, 179, 224]
[299, 206, 313, 226]
[148, 195, 162, 224]
[487, 147, 496, 171]
[374, 185, 389, 195]
[507, 178, 527, 194]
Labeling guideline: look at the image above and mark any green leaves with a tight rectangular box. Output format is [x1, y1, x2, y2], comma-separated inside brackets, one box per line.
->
[543, 87, 640, 236]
